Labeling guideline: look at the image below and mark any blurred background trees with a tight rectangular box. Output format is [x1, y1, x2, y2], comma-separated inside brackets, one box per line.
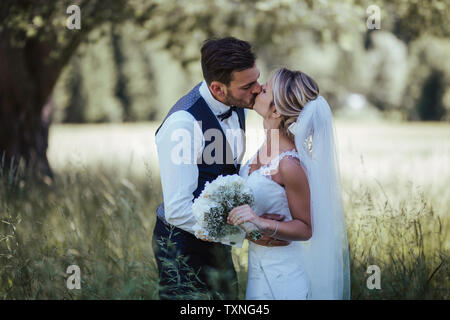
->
[51, 0, 450, 124]
[1, 0, 450, 178]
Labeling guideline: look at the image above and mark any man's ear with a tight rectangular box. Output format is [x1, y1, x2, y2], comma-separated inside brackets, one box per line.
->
[209, 81, 227, 101]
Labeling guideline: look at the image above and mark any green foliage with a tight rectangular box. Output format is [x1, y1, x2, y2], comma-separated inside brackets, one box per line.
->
[53, 23, 160, 123]
[3, 1, 450, 121]
[383, 0, 450, 44]
[364, 32, 409, 112]
[402, 37, 450, 121]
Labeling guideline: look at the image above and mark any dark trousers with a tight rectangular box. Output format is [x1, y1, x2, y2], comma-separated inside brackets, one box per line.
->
[152, 217, 238, 299]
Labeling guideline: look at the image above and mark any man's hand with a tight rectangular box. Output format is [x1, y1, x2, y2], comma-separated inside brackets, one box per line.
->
[260, 213, 286, 221]
[247, 213, 290, 247]
[247, 233, 290, 247]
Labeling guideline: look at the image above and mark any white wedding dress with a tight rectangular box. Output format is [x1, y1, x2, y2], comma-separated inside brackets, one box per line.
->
[240, 149, 311, 300]
[238, 96, 350, 300]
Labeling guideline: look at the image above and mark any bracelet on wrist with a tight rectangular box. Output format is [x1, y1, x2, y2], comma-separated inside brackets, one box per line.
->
[269, 221, 279, 238]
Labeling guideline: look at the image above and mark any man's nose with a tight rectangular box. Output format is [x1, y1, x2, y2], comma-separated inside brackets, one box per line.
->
[252, 82, 262, 95]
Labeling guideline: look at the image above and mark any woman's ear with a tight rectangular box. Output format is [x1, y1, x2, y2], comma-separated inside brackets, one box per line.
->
[271, 104, 282, 119]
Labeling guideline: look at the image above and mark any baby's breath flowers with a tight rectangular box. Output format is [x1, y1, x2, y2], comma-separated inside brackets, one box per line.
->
[193, 174, 262, 247]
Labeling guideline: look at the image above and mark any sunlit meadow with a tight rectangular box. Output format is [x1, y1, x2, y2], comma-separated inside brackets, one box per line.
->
[1, 116, 448, 299]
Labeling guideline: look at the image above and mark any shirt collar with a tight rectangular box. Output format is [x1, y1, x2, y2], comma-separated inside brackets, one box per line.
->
[199, 80, 231, 115]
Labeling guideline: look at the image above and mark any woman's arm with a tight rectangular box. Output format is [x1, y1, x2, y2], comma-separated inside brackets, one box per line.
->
[228, 157, 312, 241]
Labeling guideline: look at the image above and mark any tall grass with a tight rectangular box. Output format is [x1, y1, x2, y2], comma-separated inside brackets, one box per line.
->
[345, 182, 448, 299]
[0, 163, 162, 299]
[0, 121, 448, 299]
[1, 163, 447, 299]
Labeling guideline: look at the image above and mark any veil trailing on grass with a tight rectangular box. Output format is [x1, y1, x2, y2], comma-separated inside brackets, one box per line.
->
[289, 96, 350, 299]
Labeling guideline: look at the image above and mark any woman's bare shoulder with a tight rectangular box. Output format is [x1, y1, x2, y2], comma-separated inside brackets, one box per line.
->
[279, 155, 308, 186]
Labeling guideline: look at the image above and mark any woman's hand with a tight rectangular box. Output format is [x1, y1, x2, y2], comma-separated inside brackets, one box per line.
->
[227, 205, 261, 228]
[228, 206, 292, 247]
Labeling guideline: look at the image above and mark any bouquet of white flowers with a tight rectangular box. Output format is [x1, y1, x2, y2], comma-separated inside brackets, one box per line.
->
[192, 174, 263, 247]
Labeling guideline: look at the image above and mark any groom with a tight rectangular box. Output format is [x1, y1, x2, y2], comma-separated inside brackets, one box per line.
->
[152, 37, 286, 300]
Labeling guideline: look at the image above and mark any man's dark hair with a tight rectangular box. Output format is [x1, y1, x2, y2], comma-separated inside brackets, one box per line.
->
[201, 37, 256, 86]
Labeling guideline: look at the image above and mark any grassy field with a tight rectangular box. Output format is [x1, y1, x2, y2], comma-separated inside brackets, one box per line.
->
[1, 119, 449, 299]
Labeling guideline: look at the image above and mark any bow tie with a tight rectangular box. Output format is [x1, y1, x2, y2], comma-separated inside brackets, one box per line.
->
[217, 106, 237, 121]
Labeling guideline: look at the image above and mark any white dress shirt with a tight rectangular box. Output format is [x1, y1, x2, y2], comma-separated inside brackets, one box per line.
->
[155, 81, 246, 235]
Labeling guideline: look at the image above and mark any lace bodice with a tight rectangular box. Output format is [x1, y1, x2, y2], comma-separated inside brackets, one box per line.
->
[239, 149, 301, 221]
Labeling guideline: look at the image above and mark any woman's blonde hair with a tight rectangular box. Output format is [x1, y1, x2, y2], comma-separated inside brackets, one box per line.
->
[272, 68, 319, 140]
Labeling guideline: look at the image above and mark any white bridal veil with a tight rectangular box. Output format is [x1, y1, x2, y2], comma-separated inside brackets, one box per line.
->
[289, 96, 350, 300]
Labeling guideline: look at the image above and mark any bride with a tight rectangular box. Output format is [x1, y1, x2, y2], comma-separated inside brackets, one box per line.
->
[227, 68, 350, 300]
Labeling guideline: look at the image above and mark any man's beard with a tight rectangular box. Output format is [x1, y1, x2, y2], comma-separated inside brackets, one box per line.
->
[224, 92, 256, 109]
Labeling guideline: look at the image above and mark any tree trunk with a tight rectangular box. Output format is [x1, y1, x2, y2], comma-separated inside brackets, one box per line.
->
[0, 35, 62, 183]
[0, 0, 146, 183]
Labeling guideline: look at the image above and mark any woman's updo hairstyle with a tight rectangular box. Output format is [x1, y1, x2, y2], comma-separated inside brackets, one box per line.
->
[272, 68, 319, 140]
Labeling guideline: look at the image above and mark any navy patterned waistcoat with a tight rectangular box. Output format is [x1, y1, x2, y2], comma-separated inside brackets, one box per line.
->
[156, 83, 246, 223]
